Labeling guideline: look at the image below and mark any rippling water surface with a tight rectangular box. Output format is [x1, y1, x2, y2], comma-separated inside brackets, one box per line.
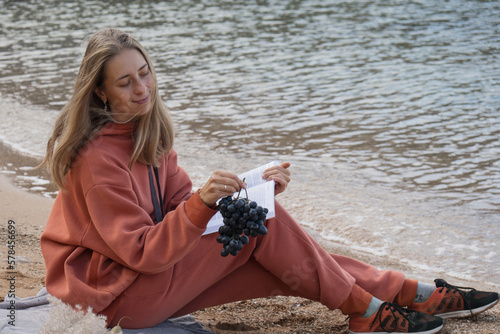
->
[0, 0, 499, 287]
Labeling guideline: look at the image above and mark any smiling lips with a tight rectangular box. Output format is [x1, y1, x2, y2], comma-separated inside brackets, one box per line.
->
[134, 95, 149, 104]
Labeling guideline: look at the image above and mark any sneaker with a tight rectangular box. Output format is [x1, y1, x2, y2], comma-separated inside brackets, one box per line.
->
[349, 302, 444, 334]
[409, 278, 499, 319]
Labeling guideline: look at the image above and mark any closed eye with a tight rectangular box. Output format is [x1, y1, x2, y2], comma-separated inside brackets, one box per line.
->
[119, 80, 132, 87]
[115, 63, 149, 84]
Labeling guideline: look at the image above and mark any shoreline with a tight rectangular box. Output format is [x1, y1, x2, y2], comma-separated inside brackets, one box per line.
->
[0, 144, 499, 333]
[0, 141, 58, 199]
[0, 141, 54, 301]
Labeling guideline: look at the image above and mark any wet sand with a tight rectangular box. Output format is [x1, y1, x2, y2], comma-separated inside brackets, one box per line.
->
[0, 154, 498, 333]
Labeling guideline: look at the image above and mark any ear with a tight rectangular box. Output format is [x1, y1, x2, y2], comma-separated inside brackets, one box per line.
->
[94, 86, 107, 104]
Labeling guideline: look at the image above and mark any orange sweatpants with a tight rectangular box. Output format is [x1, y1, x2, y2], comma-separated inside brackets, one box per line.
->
[106, 202, 416, 328]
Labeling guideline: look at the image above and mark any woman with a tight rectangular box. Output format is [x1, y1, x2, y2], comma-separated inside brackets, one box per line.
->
[41, 28, 498, 333]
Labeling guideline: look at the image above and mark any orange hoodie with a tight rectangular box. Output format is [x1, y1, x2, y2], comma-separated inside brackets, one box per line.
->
[41, 122, 217, 313]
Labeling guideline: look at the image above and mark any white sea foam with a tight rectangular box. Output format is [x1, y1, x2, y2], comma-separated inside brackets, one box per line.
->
[0, 94, 58, 158]
[17, 175, 51, 186]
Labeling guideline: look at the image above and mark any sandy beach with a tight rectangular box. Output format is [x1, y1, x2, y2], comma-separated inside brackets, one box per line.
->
[0, 167, 499, 333]
[0, 174, 52, 300]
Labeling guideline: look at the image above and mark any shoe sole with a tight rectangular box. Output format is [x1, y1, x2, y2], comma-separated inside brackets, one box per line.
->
[436, 298, 499, 319]
[348, 323, 444, 334]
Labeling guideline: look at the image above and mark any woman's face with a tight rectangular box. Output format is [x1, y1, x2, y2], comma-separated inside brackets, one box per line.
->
[96, 48, 154, 122]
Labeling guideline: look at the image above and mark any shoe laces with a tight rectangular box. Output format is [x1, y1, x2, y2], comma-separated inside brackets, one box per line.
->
[370, 302, 415, 331]
[435, 278, 474, 315]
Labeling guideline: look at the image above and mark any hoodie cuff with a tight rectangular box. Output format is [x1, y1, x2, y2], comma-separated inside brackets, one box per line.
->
[185, 191, 218, 229]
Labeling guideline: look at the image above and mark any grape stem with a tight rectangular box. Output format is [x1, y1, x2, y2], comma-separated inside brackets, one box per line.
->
[236, 177, 249, 200]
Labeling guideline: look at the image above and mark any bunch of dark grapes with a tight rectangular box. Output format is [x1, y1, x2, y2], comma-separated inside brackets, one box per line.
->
[216, 195, 269, 257]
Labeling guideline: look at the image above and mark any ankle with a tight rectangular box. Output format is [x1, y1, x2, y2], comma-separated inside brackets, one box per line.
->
[361, 297, 383, 318]
[414, 281, 437, 303]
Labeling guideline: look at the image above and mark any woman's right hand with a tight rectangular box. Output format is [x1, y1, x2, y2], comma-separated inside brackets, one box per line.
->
[198, 171, 246, 207]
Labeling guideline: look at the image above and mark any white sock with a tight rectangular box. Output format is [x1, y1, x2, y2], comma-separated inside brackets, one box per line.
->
[362, 297, 383, 318]
[414, 281, 436, 303]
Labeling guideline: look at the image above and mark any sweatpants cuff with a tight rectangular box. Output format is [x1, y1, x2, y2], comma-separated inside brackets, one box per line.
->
[394, 279, 419, 307]
[339, 284, 373, 316]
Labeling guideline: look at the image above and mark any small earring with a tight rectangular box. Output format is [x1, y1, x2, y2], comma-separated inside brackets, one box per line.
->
[104, 100, 108, 111]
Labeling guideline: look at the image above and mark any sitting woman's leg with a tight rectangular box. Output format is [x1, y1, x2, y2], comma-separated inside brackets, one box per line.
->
[106, 201, 425, 330]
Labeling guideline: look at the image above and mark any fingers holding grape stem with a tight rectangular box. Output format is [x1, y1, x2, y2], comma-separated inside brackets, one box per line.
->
[199, 171, 244, 206]
[216, 178, 269, 257]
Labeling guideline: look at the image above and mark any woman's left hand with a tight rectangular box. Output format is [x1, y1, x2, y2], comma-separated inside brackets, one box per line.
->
[262, 162, 291, 196]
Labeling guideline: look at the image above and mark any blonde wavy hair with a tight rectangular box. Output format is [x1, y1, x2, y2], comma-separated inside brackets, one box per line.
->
[42, 28, 174, 189]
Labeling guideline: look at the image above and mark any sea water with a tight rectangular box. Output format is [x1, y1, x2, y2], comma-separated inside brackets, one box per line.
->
[0, 0, 498, 288]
